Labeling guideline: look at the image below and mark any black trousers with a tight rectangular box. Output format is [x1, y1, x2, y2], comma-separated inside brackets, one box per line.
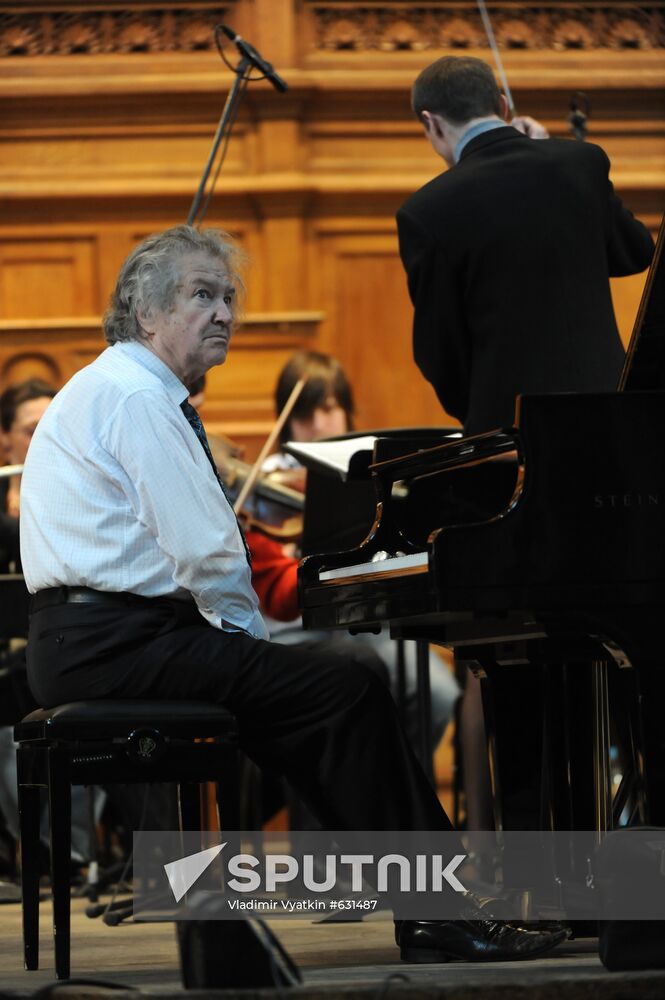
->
[26, 600, 456, 838]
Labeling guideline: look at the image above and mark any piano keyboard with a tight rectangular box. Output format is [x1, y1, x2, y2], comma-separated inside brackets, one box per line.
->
[318, 551, 428, 583]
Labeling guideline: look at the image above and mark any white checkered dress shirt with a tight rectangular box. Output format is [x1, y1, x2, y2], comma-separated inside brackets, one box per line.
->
[20, 340, 268, 639]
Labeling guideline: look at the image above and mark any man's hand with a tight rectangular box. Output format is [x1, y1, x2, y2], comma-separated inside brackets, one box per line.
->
[511, 115, 549, 139]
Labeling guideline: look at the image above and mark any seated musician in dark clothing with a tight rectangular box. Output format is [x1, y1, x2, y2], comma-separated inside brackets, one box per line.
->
[0, 380, 56, 573]
[19, 224, 566, 962]
[1, 380, 56, 524]
[0, 379, 57, 723]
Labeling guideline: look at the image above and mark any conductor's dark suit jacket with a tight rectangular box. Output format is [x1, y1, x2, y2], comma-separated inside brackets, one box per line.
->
[397, 126, 654, 435]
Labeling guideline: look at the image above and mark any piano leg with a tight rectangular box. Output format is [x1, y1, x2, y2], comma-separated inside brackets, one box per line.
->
[480, 661, 599, 892]
[480, 659, 621, 834]
[592, 659, 613, 833]
[478, 668, 504, 834]
[632, 659, 665, 825]
[611, 664, 647, 826]
[395, 639, 408, 730]
[456, 667, 494, 831]
[479, 662, 551, 832]
[415, 640, 434, 784]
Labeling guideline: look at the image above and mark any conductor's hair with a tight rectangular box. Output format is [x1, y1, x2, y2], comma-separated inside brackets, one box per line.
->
[411, 56, 502, 125]
[275, 351, 355, 445]
[103, 225, 245, 345]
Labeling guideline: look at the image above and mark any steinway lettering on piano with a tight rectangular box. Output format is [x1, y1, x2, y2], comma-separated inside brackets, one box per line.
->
[593, 492, 661, 509]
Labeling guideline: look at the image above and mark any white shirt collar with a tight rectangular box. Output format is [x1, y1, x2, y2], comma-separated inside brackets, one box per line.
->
[454, 118, 506, 164]
[116, 340, 189, 407]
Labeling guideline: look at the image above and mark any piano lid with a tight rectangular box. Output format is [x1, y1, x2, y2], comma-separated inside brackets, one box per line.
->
[293, 427, 459, 558]
[619, 211, 665, 392]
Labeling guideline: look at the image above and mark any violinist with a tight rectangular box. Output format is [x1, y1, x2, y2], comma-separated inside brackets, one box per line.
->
[247, 350, 460, 752]
[187, 366, 387, 680]
[186, 364, 380, 664]
[0, 379, 56, 567]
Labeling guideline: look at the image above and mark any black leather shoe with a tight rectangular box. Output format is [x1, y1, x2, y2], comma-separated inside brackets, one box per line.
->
[394, 896, 511, 945]
[399, 919, 567, 963]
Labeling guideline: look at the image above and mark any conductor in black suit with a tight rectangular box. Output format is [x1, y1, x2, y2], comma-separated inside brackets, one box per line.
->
[397, 55, 654, 437]
[397, 56, 654, 834]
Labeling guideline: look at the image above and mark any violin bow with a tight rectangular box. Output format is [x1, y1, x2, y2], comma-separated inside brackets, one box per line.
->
[0, 464, 24, 479]
[233, 376, 307, 515]
[476, 0, 517, 118]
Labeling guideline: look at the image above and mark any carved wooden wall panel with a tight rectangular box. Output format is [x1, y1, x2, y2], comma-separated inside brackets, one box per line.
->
[0, 3, 238, 58]
[0, 0, 662, 453]
[302, 3, 665, 58]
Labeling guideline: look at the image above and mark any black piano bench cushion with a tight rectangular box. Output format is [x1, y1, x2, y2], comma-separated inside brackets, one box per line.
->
[14, 699, 238, 743]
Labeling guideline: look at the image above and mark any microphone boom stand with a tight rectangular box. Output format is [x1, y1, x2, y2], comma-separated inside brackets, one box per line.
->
[187, 55, 251, 226]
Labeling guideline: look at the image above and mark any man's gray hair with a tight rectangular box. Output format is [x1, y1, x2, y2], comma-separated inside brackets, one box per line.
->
[411, 56, 502, 125]
[103, 225, 245, 345]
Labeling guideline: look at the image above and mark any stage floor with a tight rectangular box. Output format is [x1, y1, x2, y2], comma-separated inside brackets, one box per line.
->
[1, 895, 665, 999]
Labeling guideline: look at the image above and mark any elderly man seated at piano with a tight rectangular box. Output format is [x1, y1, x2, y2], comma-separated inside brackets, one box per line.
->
[18, 224, 567, 962]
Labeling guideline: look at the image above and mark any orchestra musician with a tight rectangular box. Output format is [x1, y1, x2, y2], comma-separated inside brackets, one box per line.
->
[253, 349, 460, 752]
[397, 55, 655, 830]
[0, 378, 100, 876]
[1, 380, 56, 519]
[0, 380, 56, 569]
[19, 224, 565, 962]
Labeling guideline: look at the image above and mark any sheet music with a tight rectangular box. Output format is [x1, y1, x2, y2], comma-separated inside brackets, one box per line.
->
[284, 435, 378, 480]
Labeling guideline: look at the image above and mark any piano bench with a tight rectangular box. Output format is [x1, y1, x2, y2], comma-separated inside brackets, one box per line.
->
[14, 699, 240, 981]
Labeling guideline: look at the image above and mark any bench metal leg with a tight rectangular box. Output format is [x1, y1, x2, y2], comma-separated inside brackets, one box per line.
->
[217, 746, 240, 831]
[17, 746, 42, 972]
[48, 747, 72, 980]
[218, 747, 241, 858]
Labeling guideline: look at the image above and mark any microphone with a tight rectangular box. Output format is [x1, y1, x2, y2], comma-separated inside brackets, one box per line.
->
[220, 25, 288, 93]
[568, 91, 589, 141]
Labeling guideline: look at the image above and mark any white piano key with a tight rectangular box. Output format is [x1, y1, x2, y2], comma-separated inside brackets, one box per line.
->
[318, 551, 428, 582]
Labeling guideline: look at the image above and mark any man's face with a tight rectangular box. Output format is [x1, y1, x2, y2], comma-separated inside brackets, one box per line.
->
[4, 396, 52, 464]
[143, 253, 236, 385]
[289, 395, 349, 442]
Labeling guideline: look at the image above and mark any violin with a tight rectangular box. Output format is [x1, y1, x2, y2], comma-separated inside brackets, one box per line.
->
[216, 449, 305, 542]
[216, 374, 307, 543]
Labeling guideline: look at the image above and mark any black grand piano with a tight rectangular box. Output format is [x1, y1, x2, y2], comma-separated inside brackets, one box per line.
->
[299, 213, 665, 837]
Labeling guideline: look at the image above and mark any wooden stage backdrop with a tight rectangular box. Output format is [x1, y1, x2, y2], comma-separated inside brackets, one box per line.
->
[0, 0, 663, 454]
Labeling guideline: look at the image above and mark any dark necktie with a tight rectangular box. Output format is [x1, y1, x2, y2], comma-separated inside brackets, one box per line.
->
[180, 400, 252, 566]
